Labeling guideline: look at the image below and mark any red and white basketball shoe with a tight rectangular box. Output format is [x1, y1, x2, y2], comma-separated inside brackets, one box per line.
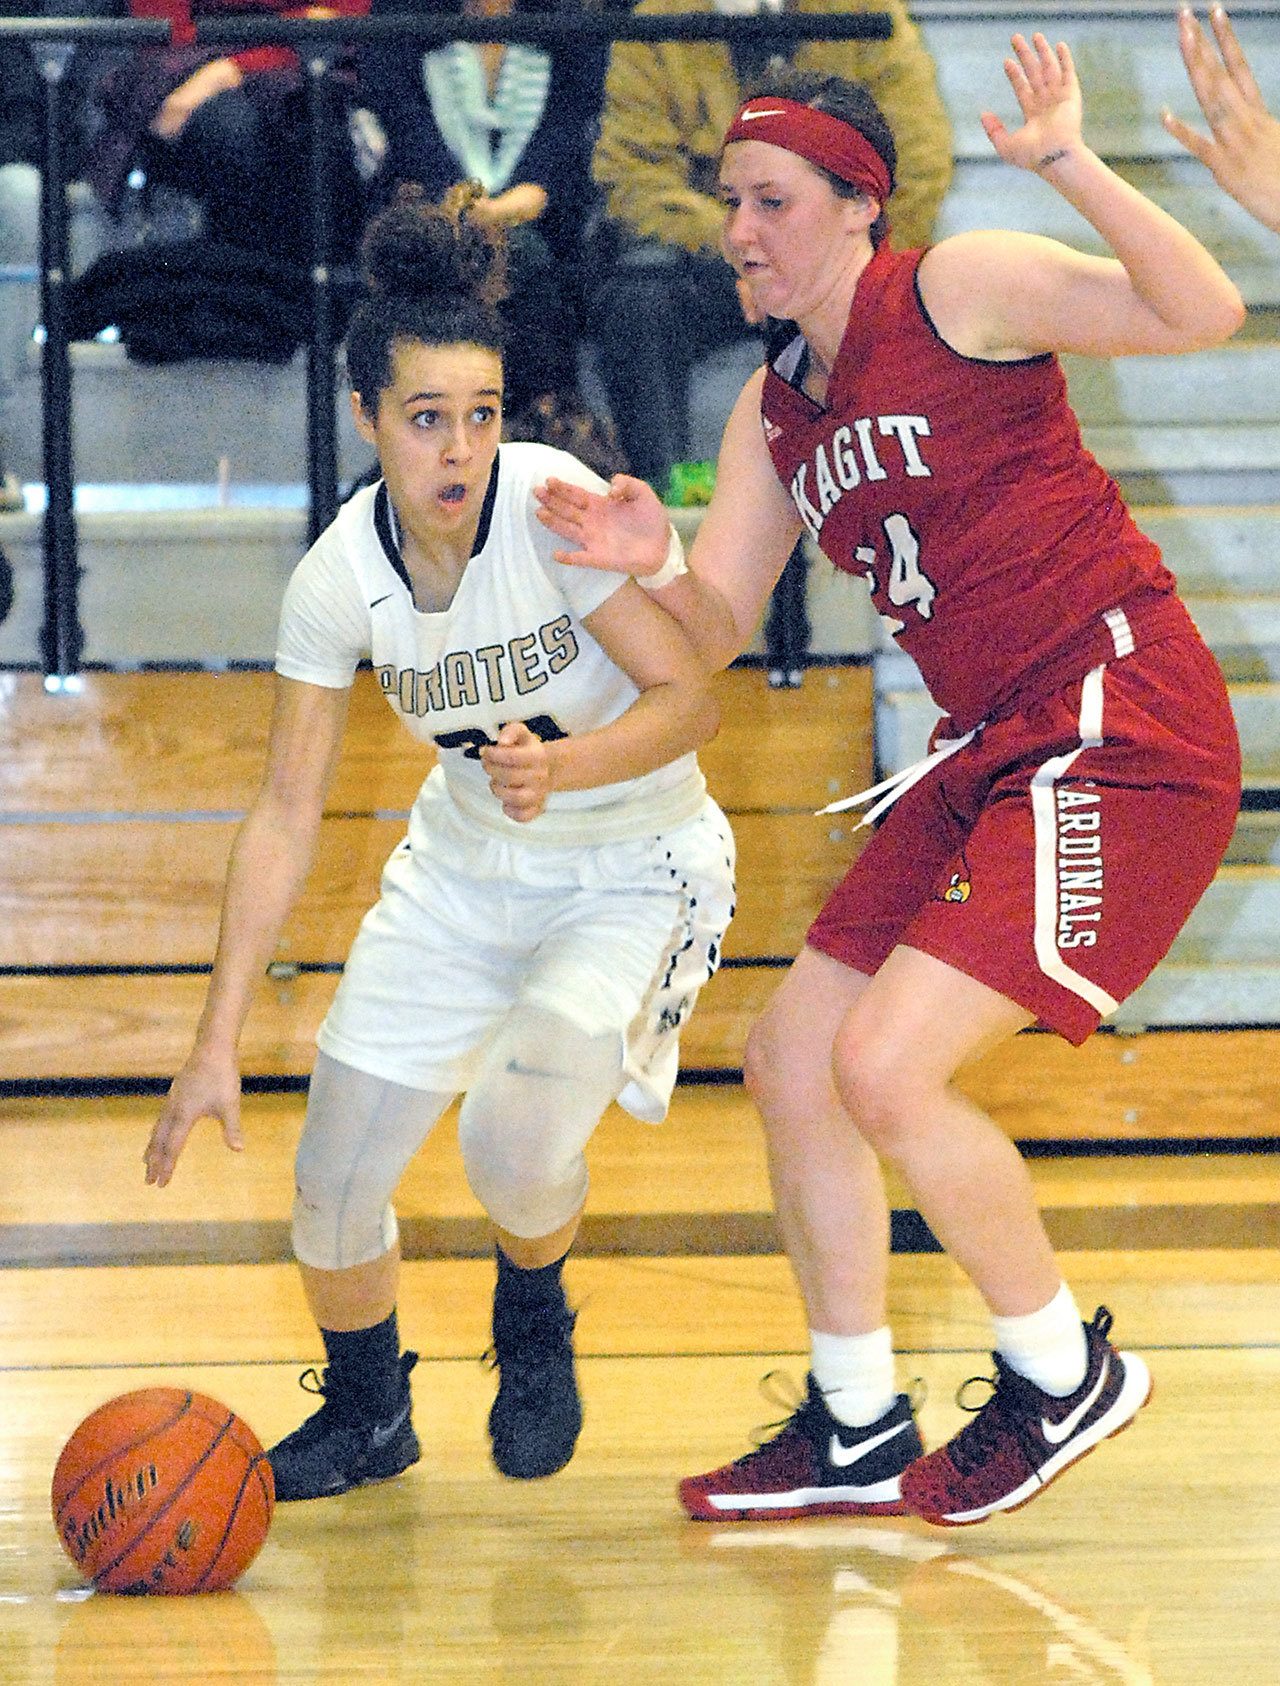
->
[899, 1307, 1152, 1527]
[679, 1376, 923, 1522]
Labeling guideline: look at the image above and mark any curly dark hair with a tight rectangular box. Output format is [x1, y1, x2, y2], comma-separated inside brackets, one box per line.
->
[345, 183, 509, 407]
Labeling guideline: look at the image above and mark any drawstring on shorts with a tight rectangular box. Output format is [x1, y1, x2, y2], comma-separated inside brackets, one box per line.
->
[816, 726, 979, 828]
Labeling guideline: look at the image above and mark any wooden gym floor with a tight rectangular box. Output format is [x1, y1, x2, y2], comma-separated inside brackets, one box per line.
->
[0, 1083, 1277, 1685]
[2, 667, 1278, 1680]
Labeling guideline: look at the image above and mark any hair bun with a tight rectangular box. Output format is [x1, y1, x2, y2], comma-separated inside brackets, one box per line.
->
[360, 182, 508, 309]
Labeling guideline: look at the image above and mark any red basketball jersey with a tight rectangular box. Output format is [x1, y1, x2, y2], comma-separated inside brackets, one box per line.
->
[760, 244, 1190, 729]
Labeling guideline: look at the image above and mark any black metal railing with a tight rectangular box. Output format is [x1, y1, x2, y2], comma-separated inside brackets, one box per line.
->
[3, 17, 170, 682]
[8, 10, 900, 680]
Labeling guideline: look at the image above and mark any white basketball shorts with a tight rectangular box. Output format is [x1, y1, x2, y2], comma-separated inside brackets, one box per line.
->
[317, 777, 736, 1122]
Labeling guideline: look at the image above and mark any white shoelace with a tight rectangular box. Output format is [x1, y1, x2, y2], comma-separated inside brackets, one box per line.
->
[816, 727, 979, 828]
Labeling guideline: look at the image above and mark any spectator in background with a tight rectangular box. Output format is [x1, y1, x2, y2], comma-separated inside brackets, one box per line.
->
[588, 0, 952, 496]
[357, 0, 615, 457]
[87, 0, 369, 264]
[1163, 4, 1280, 235]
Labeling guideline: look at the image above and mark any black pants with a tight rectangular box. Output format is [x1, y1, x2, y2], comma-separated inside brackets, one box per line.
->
[586, 232, 759, 489]
[500, 223, 582, 418]
[145, 85, 365, 264]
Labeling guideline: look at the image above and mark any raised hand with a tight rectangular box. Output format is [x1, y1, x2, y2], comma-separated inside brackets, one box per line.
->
[470, 184, 550, 229]
[533, 474, 670, 576]
[1163, 6, 1280, 234]
[980, 33, 1084, 174]
[149, 59, 245, 140]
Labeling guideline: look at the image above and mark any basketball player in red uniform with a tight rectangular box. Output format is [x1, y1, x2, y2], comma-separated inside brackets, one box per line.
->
[535, 33, 1245, 1525]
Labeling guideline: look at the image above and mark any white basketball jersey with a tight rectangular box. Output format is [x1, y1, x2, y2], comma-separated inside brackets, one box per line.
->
[275, 441, 706, 845]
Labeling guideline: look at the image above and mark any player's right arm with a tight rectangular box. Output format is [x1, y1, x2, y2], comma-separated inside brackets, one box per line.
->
[535, 370, 802, 671]
[144, 676, 351, 1186]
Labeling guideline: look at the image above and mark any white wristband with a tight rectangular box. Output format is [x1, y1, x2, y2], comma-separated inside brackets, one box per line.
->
[637, 527, 689, 592]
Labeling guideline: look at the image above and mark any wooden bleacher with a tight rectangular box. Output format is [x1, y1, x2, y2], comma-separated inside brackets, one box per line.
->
[0, 665, 864, 1071]
[2, 665, 1275, 1146]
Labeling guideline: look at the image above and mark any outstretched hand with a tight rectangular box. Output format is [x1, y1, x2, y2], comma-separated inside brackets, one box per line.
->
[144, 1050, 244, 1188]
[1162, 6, 1280, 235]
[981, 33, 1084, 173]
[533, 474, 670, 576]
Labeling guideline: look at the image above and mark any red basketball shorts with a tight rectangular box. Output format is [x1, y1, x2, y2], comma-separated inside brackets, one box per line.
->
[808, 631, 1242, 1044]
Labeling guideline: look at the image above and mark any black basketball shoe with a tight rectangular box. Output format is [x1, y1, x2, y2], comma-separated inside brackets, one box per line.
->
[487, 1292, 583, 1480]
[268, 1350, 421, 1501]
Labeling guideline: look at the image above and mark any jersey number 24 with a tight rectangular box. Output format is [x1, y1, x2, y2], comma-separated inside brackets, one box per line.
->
[855, 512, 937, 636]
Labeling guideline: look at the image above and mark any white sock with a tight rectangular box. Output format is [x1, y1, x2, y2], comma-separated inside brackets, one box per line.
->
[992, 1283, 1088, 1397]
[809, 1326, 897, 1428]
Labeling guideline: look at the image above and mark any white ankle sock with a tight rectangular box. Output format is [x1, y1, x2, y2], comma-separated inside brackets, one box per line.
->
[992, 1283, 1088, 1397]
[809, 1326, 897, 1428]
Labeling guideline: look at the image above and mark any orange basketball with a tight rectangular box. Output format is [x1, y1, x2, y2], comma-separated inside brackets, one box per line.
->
[51, 1388, 274, 1595]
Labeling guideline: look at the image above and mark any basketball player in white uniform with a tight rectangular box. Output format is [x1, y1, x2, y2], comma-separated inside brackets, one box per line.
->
[144, 185, 734, 1501]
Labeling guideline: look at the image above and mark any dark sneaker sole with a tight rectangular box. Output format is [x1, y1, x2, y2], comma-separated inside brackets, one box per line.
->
[905, 1357, 1154, 1528]
[490, 1413, 583, 1480]
[492, 1449, 579, 1481]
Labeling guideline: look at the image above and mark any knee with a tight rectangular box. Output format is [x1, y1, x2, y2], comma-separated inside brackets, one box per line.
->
[291, 1135, 396, 1271]
[830, 1017, 926, 1156]
[457, 1090, 587, 1239]
[458, 1093, 525, 1203]
[742, 1006, 792, 1114]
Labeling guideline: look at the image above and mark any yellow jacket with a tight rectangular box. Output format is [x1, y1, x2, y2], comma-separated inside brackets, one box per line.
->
[593, 0, 953, 255]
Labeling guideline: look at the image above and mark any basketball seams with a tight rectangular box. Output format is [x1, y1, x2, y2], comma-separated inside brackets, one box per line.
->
[191, 1450, 273, 1593]
[53, 1389, 272, 1595]
[91, 1410, 238, 1587]
[52, 1389, 194, 1529]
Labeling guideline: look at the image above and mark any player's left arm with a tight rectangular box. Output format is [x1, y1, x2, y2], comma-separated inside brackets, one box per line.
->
[925, 32, 1245, 359]
[478, 583, 719, 822]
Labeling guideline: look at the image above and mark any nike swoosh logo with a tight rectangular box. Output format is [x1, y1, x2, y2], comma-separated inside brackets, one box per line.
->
[828, 1417, 912, 1469]
[369, 1399, 412, 1450]
[505, 1057, 567, 1081]
[739, 108, 788, 120]
[1042, 1356, 1109, 1445]
[369, 594, 393, 609]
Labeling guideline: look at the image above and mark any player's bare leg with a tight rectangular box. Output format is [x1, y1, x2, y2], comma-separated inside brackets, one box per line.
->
[495, 1212, 580, 1270]
[300, 1247, 399, 1331]
[829, 946, 1055, 1314]
[680, 948, 925, 1520]
[747, 947, 892, 1335]
[832, 946, 1150, 1524]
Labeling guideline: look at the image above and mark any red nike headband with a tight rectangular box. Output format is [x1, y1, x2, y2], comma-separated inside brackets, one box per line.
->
[723, 96, 892, 206]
